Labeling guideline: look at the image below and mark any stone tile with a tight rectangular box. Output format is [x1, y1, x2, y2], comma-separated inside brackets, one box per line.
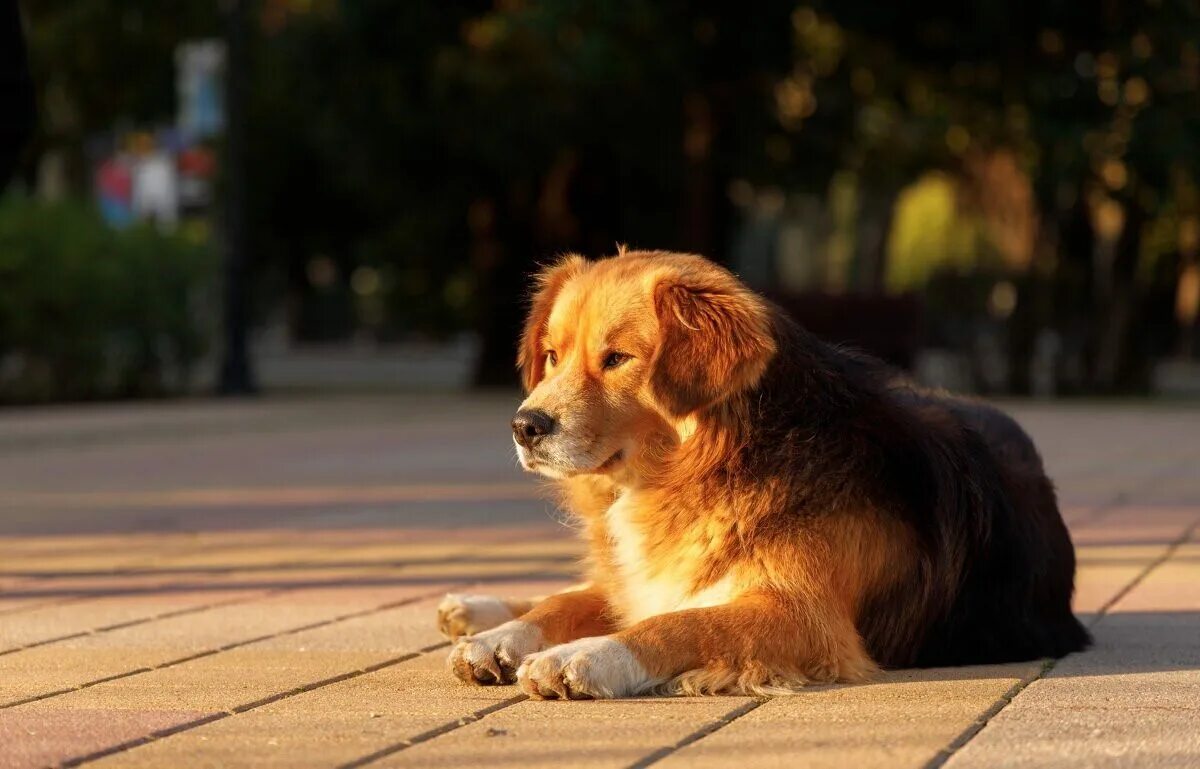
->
[82, 653, 520, 769]
[655, 665, 1042, 769]
[1072, 544, 1167, 617]
[0, 579, 457, 706]
[944, 534, 1200, 768]
[377, 694, 759, 769]
[0, 707, 209, 769]
[1, 398, 1196, 768]
[9, 582, 562, 767]
[0, 586, 267, 652]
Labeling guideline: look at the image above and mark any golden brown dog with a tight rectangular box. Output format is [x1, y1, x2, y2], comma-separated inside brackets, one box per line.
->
[439, 249, 1088, 699]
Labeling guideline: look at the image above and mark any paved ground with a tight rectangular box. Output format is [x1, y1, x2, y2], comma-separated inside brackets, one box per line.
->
[0, 394, 1197, 769]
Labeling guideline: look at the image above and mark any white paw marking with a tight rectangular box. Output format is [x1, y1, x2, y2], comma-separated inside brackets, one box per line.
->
[437, 594, 517, 639]
[447, 620, 543, 685]
[517, 637, 653, 699]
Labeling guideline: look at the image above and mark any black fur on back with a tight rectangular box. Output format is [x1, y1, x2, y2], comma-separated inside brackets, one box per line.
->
[739, 308, 1090, 667]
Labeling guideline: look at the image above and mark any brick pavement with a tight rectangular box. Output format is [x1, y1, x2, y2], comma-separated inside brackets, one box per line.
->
[0, 395, 1196, 768]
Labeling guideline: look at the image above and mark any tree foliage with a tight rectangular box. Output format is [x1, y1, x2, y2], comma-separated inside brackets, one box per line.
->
[17, 0, 1200, 388]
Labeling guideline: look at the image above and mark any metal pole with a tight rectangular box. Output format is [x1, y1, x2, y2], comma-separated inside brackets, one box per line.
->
[218, 0, 256, 395]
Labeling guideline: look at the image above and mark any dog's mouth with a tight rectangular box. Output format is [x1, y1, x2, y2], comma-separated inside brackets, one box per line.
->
[519, 447, 624, 477]
[596, 449, 624, 472]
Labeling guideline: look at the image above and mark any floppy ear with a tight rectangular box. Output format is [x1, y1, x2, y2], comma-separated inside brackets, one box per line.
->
[517, 254, 588, 392]
[649, 266, 777, 416]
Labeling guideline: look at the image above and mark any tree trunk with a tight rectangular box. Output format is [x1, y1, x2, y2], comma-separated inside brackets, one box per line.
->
[1050, 190, 1095, 394]
[0, 0, 34, 192]
[471, 184, 537, 389]
[218, 0, 257, 395]
[851, 187, 898, 293]
[1101, 200, 1145, 391]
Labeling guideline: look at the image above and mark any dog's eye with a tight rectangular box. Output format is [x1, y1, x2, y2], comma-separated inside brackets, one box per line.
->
[546, 350, 558, 367]
[602, 352, 630, 370]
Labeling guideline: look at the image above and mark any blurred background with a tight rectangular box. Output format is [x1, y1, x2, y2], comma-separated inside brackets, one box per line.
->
[4, 0, 1200, 403]
[7, 7, 1200, 761]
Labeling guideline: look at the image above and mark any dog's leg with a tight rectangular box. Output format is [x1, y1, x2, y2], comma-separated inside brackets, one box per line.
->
[437, 594, 539, 640]
[448, 584, 615, 685]
[517, 592, 877, 699]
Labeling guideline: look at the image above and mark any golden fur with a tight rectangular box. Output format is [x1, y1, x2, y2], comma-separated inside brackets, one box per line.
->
[445, 249, 1087, 698]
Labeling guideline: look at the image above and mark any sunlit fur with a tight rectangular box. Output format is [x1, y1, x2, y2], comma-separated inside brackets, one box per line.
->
[498, 249, 1089, 696]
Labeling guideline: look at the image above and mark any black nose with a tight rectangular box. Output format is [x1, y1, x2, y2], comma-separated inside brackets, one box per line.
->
[512, 409, 556, 448]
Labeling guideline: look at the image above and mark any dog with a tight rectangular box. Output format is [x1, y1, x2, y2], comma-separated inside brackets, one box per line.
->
[440, 249, 1089, 699]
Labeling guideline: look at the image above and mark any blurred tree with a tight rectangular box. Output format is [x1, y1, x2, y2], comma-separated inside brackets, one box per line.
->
[778, 0, 1200, 390]
[432, 1, 798, 384]
[17, 0, 1200, 394]
[243, 1, 797, 384]
[0, 195, 214, 402]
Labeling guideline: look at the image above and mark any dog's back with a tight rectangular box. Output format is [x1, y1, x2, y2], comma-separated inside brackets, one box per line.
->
[887, 385, 1091, 666]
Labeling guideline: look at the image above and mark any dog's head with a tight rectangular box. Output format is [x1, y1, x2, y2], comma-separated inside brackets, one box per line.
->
[511, 250, 776, 479]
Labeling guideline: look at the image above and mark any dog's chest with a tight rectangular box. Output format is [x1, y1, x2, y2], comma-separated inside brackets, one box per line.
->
[603, 492, 737, 625]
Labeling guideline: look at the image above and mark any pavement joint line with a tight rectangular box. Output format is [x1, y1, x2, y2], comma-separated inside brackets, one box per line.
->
[0, 590, 276, 658]
[0, 549, 220, 604]
[0, 570, 576, 607]
[0, 481, 559, 589]
[921, 511, 1200, 769]
[1077, 454, 1198, 525]
[0, 521, 524, 565]
[1087, 512, 1200, 625]
[0, 409, 398, 456]
[625, 698, 769, 769]
[0, 593, 90, 617]
[12, 568, 562, 763]
[57, 566, 577, 766]
[566, 485, 1200, 769]
[1, 563, 568, 709]
[0, 534, 290, 583]
[335, 694, 530, 769]
[58, 641, 454, 769]
[0, 585, 462, 711]
[922, 659, 1055, 769]
[50, 571, 564, 766]
[0, 536, 319, 618]
[1, 668, 157, 710]
[0, 552, 578, 580]
[0, 531, 567, 657]
[0, 533, 231, 564]
[57, 712, 231, 769]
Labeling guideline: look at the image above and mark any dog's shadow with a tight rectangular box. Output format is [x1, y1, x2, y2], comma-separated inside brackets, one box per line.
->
[853, 610, 1200, 688]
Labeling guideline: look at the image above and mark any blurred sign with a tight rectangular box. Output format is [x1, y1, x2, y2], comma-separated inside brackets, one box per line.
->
[93, 132, 185, 232]
[95, 154, 134, 228]
[175, 40, 226, 140]
[131, 150, 179, 231]
[178, 145, 216, 211]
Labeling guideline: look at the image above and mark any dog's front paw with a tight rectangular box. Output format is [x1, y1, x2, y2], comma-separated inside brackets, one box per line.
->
[516, 637, 650, 700]
[448, 620, 543, 685]
[438, 594, 520, 640]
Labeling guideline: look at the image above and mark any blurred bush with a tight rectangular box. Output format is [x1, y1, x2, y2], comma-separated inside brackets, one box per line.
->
[0, 196, 215, 402]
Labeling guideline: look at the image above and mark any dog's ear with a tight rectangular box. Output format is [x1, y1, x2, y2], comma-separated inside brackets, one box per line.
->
[649, 264, 776, 416]
[517, 254, 588, 392]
